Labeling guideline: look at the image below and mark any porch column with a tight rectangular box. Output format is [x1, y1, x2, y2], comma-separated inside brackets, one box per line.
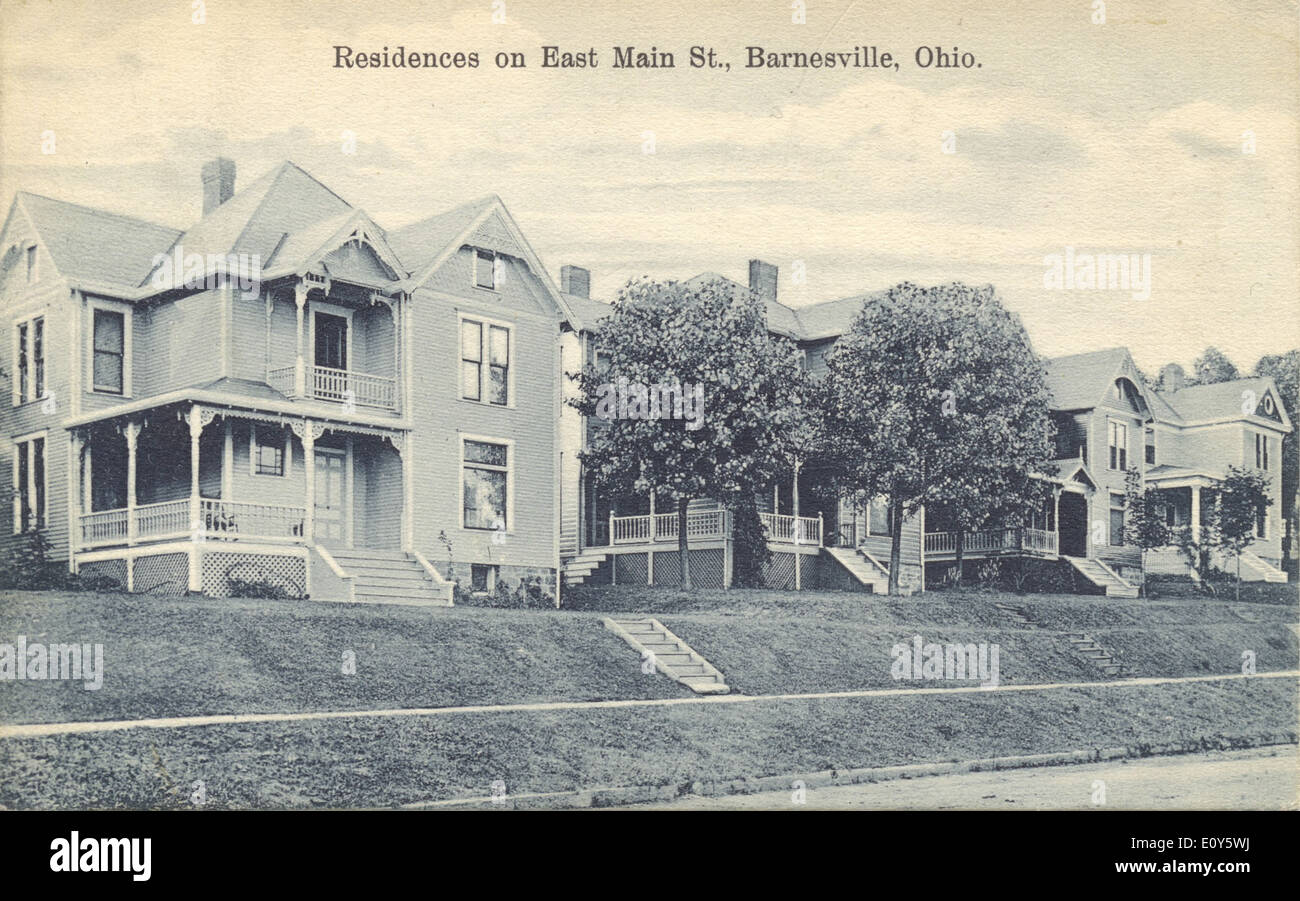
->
[125, 421, 140, 546]
[68, 431, 82, 566]
[1190, 484, 1201, 539]
[83, 441, 93, 513]
[188, 406, 204, 593]
[302, 420, 316, 545]
[1052, 488, 1061, 554]
[294, 282, 309, 396]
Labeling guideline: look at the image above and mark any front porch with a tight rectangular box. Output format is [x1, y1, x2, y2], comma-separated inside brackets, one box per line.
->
[70, 401, 410, 595]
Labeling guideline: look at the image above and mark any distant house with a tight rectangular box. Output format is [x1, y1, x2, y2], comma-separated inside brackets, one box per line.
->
[560, 263, 1291, 594]
[1, 159, 579, 603]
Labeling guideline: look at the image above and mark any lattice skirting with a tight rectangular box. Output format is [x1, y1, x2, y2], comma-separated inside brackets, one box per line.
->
[201, 552, 308, 599]
[132, 553, 188, 595]
[614, 552, 648, 585]
[763, 552, 797, 590]
[78, 559, 127, 589]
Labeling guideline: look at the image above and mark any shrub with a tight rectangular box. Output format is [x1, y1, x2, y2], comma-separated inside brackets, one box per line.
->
[458, 575, 555, 609]
[730, 497, 771, 588]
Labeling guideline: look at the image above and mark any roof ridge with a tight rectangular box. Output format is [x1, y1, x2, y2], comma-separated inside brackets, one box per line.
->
[18, 190, 182, 233]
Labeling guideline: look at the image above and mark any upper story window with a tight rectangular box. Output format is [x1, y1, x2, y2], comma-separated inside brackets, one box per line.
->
[474, 249, 498, 290]
[1144, 427, 1156, 465]
[25, 245, 37, 284]
[460, 318, 510, 406]
[462, 438, 509, 531]
[12, 434, 46, 534]
[1108, 420, 1128, 471]
[13, 316, 44, 404]
[92, 308, 125, 394]
[1255, 433, 1270, 471]
[1109, 491, 1125, 546]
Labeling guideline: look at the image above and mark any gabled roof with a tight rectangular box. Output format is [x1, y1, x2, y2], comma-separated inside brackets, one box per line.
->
[149, 161, 353, 286]
[790, 291, 889, 341]
[1042, 456, 1099, 490]
[1043, 347, 1135, 412]
[562, 292, 614, 331]
[9, 191, 180, 288]
[387, 195, 498, 272]
[1157, 377, 1292, 430]
[261, 208, 407, 286]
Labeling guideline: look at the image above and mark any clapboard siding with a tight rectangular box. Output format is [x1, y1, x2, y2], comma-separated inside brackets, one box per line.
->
[134, 289, 223, 395]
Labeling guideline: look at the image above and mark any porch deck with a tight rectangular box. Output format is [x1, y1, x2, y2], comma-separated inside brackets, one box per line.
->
[923, 527, 1059, 560]
[79, 499, 306, 549]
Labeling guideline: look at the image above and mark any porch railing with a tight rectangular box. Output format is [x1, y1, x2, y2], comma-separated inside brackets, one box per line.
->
[267, 364, 398, 412]
[924, 527, 1058, 558]
[79, 500, 306, 548]
[759, 512, 822, 546]
[610, 509, 729, 544]
[199, 500, 306, 542]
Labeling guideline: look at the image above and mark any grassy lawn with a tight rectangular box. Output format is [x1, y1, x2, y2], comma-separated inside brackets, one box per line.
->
[0, 586, 1295, 724]
[1, 679, 1292, 809]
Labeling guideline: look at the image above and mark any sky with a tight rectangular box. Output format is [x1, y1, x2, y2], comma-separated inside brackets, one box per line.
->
[1, 0, 1297, 373]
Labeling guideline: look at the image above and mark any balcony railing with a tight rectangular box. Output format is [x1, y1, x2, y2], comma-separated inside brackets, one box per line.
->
[268, 364, 398, 412]
[924, 527, 1058, 559]
[759, 512, 823, 546]
[610, 509, 729, 545]
[79, 499, 306, 548]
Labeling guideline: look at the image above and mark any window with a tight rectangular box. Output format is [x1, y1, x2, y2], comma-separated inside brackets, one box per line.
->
[249, 426, 289, 477]
[1255, 504, 1267, 539]
[25, 245, 36, 283]
[462, 439, 509, 530]
[92, 309, 125, 394]
[1144, 428, 1155, 465]
[1109, 492, 1125, 546]
[470, 563, 498, 592]
[867, 496, 891, 536]
[1108, 420, 1127, 471]
[460, 318, 510, 405]
[1255, 434, 1270, 471]
[13, 435, 46, 533]
[13, 316, 45, 404]
[474, 249, 497, 290]
[314, 312, 348, 370]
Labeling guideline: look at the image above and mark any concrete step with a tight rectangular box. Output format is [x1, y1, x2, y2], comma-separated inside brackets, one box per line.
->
[604, 617, 729, 695]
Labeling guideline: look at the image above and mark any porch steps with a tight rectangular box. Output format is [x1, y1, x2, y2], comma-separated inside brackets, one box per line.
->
[1064, 556, 1140, 598]
[562, 551, 609, 587]
[1237, 551, 1288, 583]
[993, 602, 1037, 628]
[326, 547, 447, 606]
[603, 617, 729, 694]
[823, 546, 889, 593]
[1066, 631, 1128, 678]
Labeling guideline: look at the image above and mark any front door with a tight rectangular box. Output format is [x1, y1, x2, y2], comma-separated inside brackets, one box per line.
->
[1058, 491, 1088, 557]
[314, 448, 347, 543]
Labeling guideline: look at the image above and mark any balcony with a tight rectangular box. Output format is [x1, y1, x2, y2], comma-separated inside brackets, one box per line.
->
[923, 527, 1058, 560]
[268, 364, 398, 412]
[79, 499, 306, 549]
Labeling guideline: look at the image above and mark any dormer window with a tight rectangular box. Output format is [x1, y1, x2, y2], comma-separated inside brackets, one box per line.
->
[475, 249, 497, 290]
[25, 244, 36, 283]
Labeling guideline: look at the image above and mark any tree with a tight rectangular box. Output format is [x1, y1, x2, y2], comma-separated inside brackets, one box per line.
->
[1215, 466, 1272, 601]
[729, 495, 771, 588]
[1191, 346, 1239, 385]
[574, 277, 803, 589]
[1253, 350, 1298, 556]
[1122, 466, 1171, 596]
[817, 282, 1055, 595]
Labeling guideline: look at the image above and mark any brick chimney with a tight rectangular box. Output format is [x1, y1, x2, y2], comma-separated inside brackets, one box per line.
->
[561, 265, 590, 298]
[749, 259, 778, 302]
[201, 158, 237, 215]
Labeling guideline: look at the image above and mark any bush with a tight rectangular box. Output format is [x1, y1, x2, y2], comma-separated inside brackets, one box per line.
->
[457, 575, 555, 609]
[0, 529, 78, 591]
[730, 497, 771, 589]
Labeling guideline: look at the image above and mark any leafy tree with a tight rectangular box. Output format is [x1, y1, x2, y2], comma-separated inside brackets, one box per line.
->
[1215, 466, 1272, 601]
[574, 277, 803, 589]
[729, 495, 771, 588]
[817, 282, 1054, 595]
[1122, 466, 1171, 596]
[1253, 350, 1298, 555]
[1191, 346, 1240, 385]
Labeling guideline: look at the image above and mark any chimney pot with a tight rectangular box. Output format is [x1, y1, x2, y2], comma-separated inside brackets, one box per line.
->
[561, 265, 590, 298]
[201, 158, 237, 215]
[749, 259, 778, 302]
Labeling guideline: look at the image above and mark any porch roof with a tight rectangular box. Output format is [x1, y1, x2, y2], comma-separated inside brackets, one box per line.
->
[63, 378, 410, 432]
[1039, 457, 1099, 490]
[1144, 464, 1221, 486]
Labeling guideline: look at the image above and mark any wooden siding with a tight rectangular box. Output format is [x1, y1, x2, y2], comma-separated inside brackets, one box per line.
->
[133, 289, 224, 395]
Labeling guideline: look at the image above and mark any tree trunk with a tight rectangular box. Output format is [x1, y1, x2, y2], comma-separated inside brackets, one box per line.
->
[888, 500, 904, 596]
[953, 528, 965, 587]
[1236, 553, 1241, 603]
[678, 496, 691, 590]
